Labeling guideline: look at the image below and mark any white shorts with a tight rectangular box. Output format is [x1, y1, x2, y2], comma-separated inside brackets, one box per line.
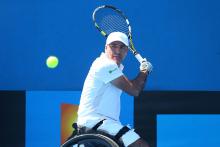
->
[77, 118, 140, 147]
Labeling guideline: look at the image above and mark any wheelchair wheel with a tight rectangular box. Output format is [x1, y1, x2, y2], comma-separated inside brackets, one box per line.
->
[61, 134, 120, 147]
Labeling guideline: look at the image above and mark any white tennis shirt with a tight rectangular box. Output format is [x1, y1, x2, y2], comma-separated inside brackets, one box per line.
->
[77, 52, 124, 125]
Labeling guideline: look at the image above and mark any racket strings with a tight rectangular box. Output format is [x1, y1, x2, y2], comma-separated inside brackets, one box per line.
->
[101, 15, 128, 34]
[95, 9, 129, 36]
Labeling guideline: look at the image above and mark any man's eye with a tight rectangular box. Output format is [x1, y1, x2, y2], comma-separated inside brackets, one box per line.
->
[110, 44, 126, 49]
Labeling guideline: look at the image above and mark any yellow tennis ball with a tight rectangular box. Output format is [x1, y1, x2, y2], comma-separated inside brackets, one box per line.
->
[46, 56, 59, 68]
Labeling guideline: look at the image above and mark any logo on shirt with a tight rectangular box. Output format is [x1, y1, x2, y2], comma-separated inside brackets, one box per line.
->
[108, 68, 117, 74]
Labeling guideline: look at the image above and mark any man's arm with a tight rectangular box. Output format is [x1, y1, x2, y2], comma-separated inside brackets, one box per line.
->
[111, 70, 148, 96]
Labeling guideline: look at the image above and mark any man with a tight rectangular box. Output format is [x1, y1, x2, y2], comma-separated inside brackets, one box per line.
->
[77, 32, 152, 147]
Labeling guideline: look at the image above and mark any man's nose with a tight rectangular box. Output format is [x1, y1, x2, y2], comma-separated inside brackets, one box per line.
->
[114, 47, 121, 54]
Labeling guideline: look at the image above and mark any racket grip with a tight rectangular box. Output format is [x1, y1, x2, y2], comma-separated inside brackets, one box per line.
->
[135, 53, 145, 63]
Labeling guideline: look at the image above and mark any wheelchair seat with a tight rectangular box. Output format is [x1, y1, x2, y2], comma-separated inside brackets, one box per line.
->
[61, 121, 129, 147]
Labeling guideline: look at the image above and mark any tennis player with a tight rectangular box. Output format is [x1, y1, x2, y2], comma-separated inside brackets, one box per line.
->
[77, 32, 152, 147]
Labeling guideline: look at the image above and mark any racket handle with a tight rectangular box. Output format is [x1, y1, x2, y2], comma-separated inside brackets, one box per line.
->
[135, 53, 145, 63]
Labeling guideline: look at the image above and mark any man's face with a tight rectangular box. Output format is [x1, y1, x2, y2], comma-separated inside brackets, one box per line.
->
[105, 41, 128, 65]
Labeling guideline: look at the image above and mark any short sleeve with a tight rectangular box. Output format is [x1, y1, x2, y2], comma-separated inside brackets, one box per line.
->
[94, 61, 123, 84]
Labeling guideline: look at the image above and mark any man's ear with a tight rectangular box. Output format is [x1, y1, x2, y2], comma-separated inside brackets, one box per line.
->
[104, 45, 107, 51]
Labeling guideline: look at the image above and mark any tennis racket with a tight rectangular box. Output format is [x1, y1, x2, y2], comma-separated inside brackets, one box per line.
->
[92, 5, 145, 63]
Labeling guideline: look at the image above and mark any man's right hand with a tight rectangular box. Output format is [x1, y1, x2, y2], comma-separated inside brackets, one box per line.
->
[139, 58, 153, 73]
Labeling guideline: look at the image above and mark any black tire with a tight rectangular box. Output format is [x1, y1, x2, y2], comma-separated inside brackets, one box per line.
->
[61, 134, 120, 147]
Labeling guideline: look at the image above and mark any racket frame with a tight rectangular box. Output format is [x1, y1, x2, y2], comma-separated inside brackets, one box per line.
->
[92, 5, 144, 63]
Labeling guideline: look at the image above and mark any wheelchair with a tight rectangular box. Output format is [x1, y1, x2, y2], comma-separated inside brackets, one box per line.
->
[61, 121, 129, 147]
[61, 133, 120, 147]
